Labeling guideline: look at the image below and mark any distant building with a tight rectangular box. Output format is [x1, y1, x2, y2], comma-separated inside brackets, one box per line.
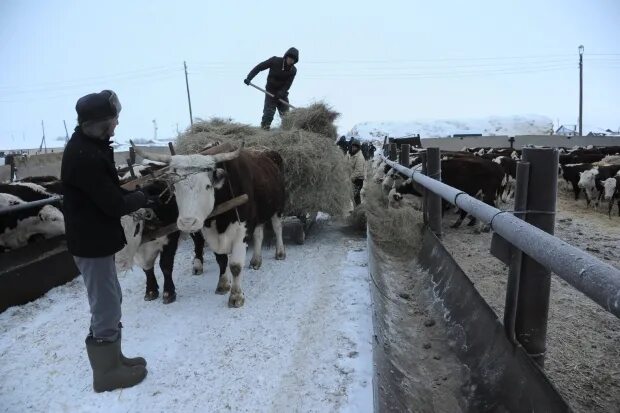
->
[586, 128, 620, 137]
[555, 125, 577, 136]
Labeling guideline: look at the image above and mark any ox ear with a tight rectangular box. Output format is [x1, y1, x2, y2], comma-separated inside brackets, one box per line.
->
[212, 168, 227, 189]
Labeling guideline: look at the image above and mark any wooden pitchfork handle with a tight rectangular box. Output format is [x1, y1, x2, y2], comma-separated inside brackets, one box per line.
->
[248, 82, 297, 109]
[139, 194, 249, 244]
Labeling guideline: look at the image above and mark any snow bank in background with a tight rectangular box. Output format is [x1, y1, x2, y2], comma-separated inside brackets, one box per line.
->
[0, 222, 372, 413]
[348, 115, 554, 142]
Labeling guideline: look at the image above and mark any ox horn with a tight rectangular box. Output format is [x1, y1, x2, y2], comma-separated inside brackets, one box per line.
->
[210, 142, 245, 164]
[130, 140, 172, 164]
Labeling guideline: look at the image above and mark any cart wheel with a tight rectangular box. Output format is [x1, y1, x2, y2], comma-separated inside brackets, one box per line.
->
[295, 224, 306, 245]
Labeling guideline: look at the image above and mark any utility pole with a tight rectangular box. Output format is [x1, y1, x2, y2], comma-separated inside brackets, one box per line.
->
[39, 120, 47, 153]
[63, 120, 70, 146]
[578, 45, 584, 136]
[184, 61, 194, 127]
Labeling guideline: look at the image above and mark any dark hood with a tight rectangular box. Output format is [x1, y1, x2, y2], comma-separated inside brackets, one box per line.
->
[284, 47, 299, 64]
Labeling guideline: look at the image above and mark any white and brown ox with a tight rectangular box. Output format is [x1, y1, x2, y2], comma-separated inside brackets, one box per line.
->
[135, 144, 286, 308]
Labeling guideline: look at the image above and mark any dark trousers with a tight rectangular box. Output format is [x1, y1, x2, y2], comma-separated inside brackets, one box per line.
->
[353, 178, 364, 206]
[261, 94, 289, 129]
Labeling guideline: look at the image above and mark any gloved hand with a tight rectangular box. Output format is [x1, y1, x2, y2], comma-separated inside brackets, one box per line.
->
[145, 194, 161, 209]
[276, 90, 288, 100]
[244, 78, 250, 85]
[136, 187, 161, 209]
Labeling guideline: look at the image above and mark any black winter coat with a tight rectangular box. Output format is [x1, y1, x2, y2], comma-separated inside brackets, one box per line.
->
[246, 47, 299, 94]
[61, 128, 145, 258]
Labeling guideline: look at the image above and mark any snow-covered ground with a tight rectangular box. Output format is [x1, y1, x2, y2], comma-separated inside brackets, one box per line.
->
[348, 115, 554, 141]
[0, 220, 373, 413]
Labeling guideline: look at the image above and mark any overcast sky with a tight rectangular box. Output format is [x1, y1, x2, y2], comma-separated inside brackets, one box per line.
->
[1, 0, 619, 149]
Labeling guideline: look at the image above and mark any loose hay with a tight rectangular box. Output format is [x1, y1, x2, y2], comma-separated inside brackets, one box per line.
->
[280, 102, 340, 139]
[362, 173, 424, 254]
[175, 107, 351, 217]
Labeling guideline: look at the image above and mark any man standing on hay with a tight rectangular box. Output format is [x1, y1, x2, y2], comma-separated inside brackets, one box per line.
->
[244, 47, 299, 130]
[348, 138, 366, 206]
[61, 90, 156, 392]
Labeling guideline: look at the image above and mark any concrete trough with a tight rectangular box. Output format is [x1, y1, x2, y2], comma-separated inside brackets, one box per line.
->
[0, 236, 79, 313]
[369, 228, 570, 412]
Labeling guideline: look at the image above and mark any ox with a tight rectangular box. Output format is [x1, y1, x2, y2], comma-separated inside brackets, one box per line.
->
[135, 144, 286, 308]
[116, 180, 206, 304]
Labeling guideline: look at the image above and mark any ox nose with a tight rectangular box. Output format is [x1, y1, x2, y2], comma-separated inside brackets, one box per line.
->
[177, 217, 199, 232]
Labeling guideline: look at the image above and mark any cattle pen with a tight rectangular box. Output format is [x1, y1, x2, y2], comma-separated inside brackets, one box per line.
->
[369, 143, 619, 412]
[1, 140, 619, 412]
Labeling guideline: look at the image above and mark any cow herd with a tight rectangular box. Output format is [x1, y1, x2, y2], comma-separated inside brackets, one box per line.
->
[373, 144, 620, 230]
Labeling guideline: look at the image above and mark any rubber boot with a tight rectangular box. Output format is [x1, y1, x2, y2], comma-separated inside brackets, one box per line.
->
[85, 336, 147, 393]
[118, 323, 146, 367]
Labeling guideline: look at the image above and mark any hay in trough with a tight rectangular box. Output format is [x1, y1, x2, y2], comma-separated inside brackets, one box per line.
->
[175, 108, 351, 217]
[362, 170, 424, 254]
[280, 102, 340, 140]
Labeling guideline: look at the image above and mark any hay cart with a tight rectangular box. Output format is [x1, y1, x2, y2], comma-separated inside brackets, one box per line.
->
[287, 211, 318, 245]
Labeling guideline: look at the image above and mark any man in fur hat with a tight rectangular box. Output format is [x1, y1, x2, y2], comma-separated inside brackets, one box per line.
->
[244, 47, 299, 130]
[61, 90, 155, 392]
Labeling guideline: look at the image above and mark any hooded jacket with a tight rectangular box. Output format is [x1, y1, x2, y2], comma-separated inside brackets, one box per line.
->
[246, 47, 299, 94]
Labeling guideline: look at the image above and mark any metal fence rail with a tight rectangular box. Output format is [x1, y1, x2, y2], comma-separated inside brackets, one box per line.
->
[0, 196, 63, 216]
[382, 154, 620, 319]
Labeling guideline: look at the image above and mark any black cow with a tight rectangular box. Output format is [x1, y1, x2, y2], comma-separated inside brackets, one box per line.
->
[117, 180, 205, 304]
[388, 157, 504, 228]
[560, 163, 593, 200]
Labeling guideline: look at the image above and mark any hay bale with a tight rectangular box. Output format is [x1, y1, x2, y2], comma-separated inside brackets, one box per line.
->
[175, 115, 351, 217]
[281, 102, 339, 140]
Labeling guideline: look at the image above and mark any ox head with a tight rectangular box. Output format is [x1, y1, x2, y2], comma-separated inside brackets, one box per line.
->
[132, 143, 243, 233]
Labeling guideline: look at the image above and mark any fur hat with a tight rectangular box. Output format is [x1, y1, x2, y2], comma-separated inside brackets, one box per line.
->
[76, 90, 121, 124]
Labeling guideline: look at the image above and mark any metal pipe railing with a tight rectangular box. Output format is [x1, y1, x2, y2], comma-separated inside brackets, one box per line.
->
[0, 196, 63, 216]
[382, 155, 620, 318]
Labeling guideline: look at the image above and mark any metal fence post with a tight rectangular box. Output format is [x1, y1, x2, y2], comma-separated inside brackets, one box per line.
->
[504, 161, 530, 344]
[6, 155, 16, 182]
[514, 148, 558, 368]
[426, 147, 442, 237]
[399, 144, 410, 167]
[389, 143, 398, 161]
[420, 152, 428, 224]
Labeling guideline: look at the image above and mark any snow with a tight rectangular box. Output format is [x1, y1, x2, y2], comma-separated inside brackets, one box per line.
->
[0, 221, 373, 413]
[348, 114, 554, 141]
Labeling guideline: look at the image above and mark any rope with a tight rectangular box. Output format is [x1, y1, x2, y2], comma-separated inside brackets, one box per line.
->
[223, 163, 241, 223]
